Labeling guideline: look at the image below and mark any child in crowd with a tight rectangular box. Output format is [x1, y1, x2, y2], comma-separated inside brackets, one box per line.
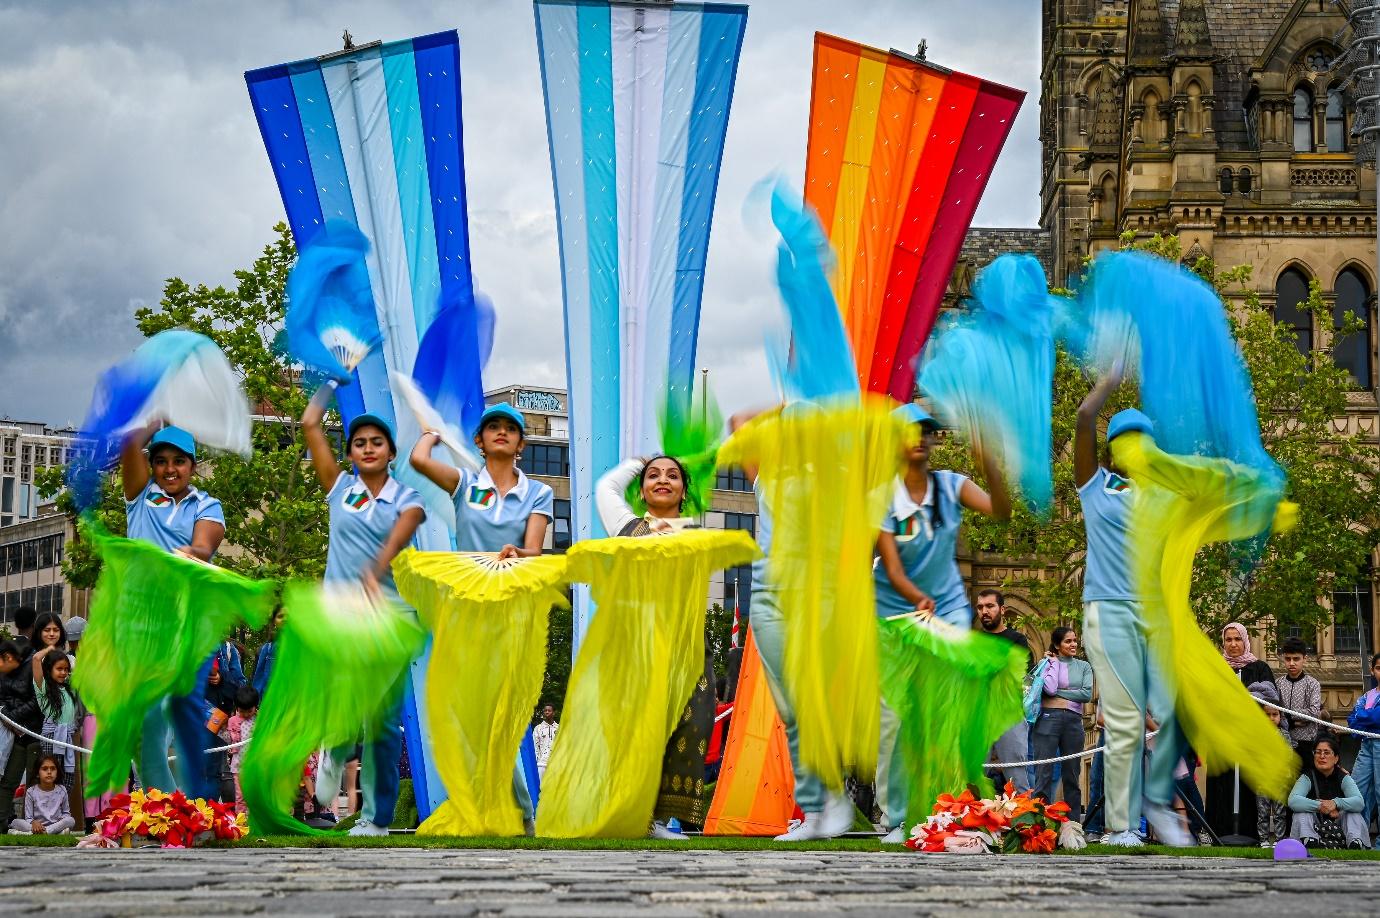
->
[9, 754, 74, 835]
[225, 685, 259, 815]
[30, 645, 78, 790]
[1276, 637, 1322, 761]
[1249, 681, 1293, 847]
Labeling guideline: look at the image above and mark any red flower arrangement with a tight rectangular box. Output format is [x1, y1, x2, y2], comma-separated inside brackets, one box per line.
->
[77, 789, 248, 849]
[905, 782, 1071, 854]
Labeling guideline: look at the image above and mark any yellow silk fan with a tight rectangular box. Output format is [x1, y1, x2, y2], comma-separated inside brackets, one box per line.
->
[392, 549, 569, 836]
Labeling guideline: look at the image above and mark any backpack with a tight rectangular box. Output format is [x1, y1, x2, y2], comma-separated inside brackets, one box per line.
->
[1024, 658, 1050, 724]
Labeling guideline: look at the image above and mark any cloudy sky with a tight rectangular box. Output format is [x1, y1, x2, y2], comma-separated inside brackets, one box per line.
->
[0, 0, 1041, 427]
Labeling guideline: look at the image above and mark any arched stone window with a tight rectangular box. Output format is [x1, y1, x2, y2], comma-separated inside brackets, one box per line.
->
[1142, 88, 1164, 144]
[1238, 167, 1253, 194]
[1334, 267, 1372, 387]
[1294, 86, 1315, 152]
[1185, 81, 1203, 136]
[1276, 268, 1313, 355]
[1218, 167, 1234, 194]
[1099, 173, 1116, 225]
[1326, 90, 1347, 152]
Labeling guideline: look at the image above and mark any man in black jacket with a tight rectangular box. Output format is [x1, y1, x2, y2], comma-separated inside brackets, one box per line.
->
[0, 639, 42, 829]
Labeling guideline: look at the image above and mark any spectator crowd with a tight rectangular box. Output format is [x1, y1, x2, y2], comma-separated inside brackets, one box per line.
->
[1, 595, 1378, 849]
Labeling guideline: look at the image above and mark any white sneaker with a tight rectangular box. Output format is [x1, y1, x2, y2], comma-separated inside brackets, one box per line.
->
[346, 820, 389, 838]
[650, 821, 687, 840]
[880, 826, 907, 844]
[1102, 829, 1144, 848]
[775, 816, 824, 841]
[816, 791, 856, 838]
[1144, 802, 1192, 847]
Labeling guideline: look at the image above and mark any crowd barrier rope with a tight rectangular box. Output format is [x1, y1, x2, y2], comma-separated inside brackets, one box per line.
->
[3, 696, 1377, 770]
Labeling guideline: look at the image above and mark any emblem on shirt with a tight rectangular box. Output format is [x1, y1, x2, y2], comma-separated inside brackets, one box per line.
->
[1105, 473, 1131, 494]
[146, 493, 173, 508]
[893, 513, 920, 543]
[467, 486, 497, 510]
[343, 490, 372, 513]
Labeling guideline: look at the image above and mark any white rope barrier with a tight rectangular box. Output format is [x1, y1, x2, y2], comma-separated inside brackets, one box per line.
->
[1257, 698, 1380, 741]
[989, 698, 1380, 769]
[990, 730, 1159, 770]
[0, 707, 249, 758]
[4, 697, 1375, 773]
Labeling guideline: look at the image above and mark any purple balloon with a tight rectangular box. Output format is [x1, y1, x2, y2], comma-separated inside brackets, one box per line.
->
[1273, 839, 1309, 860]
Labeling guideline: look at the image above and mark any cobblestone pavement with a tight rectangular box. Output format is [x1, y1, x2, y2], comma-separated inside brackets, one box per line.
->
[0, 847, 1373, 916]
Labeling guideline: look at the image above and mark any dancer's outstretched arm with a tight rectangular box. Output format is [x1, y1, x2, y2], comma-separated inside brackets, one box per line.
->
[1075, 364, 1124, 488]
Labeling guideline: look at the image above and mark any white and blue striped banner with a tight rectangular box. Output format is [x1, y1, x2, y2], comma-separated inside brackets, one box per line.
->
[246, 30, 477, 822]
[534, 0, 748, 644]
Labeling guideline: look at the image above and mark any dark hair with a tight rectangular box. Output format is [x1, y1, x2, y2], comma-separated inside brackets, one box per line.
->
[1280, 637, 1308, 656]
[14, 606, 36, 635]
[976, 588, 1005, 607]
[1049, 626, 1076, 655]
[39, 651, 73, 717]
[1313, 732, 1340, 757]
[33, 753, 64, 784]
[31, 613, 66, 652]
[235, 685, 260, 712]
[640, 456, 692, 512]
[0, 640, 18, 661]
[1371, 652, 1380, 670]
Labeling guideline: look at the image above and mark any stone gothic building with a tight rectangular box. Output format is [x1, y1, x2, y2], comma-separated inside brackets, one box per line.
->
[954, 0, 1380, 716]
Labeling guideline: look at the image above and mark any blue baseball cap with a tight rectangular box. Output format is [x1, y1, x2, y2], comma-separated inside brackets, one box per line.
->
[347, 413, 396, 453]
[475, 402, 526, 437]
[893, 402, 940, 431]
[148, 426, 197, 460]
[1107, 408, 1154, 442]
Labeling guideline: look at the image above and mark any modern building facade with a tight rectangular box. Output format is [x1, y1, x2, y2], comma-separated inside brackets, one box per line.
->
[0, 420, 79, 528]
[0, 420, 86, 629]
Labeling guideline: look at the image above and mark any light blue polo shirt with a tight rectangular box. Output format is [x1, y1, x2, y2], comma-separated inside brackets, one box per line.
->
[125, 482, 225, 555]
[451, 467, 554, 553]
[324, 472, 426, 596]
[873, 471, 971, 627]
[1078, 466, 1136, 602]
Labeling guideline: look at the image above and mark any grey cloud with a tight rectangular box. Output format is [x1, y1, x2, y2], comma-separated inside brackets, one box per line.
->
[0, 0, 1039, 425]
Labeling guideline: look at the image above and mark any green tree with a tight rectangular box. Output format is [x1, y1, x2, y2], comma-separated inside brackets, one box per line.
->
[937, 234, 1380, 644]
[37, 225, 332, 663]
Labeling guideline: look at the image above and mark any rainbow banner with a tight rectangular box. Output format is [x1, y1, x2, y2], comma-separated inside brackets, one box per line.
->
[245, 30, 477, 821]
[534, 0, 748, 644]
[804, 34, 1024, 400]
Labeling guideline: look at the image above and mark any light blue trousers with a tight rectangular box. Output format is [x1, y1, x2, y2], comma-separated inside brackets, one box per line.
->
[1081, 600, 1183, 833]
[1353, 739, 1380, 845]
[138, 654, 216, 799]
[750, 588, 825, 813]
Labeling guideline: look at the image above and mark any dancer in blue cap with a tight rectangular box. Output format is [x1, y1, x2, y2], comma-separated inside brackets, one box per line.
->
[410, 402, 554, 560]
[119, 422, 228, 798]
[872, 401, 1011, 843]
[410, 400, 553, 831]
[1075, 368, 1190, 847]
[303, 390, 426, 836]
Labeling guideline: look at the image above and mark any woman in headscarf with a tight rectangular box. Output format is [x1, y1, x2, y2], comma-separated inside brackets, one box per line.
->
[1220, 623, 1274, 687]
[1204, 622, 1276, 842]
[594, 455, 712, 838]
